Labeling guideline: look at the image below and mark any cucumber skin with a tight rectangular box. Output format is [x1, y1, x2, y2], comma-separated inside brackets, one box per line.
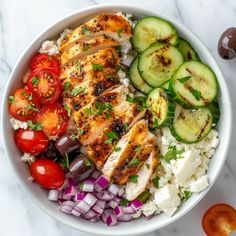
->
[131, 16, 179, 53]
[169, 61, 219, 109]
[208, 99, 220, 125]
[178, 38, 200, 61]
[170, 108, 213, 144]
[161, 80, 171, 90]
[147, 88, 176, 128]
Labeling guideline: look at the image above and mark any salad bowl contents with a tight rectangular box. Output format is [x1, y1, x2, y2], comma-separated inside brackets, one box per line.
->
[2, 5, 231, 235]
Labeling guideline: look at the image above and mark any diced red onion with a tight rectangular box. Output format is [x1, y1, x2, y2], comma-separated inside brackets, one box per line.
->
[82, 210, 97, 220]
[83, 193, 97, 206]
[141, 214, 153, 221]
[106, 214, 117, 226]
[62, 192, 71, 200]
[62, 200, 76, 207]
[60, 202, 74, 212]
[75, 200, 91, 214]
[59, 206, 71, 214]
[108, 184, 119, 196]
[91, 171, 100, 179]
[67, 178, 76, 187]
[84, 178, 96, 184]
[64, 185, 78, 196]
[94, 175, 109, 192]
[101, 209, 112, 223]
[121, 54, 134, 67]
[122, 206, 135, 214]
[96, 200, 106, 209]
[117, 213, 133, 222]
[92, 205, 104, 215]
[74, 192, 86, 201]
[81, 182, 94, 192]
[131, 199, 142, 211]
[48, 190, 59, 201]
[113, 206, 123, 217]
[108, 200, 119, 209]
[96, 191, 114, 201]
[58, 191, 63, 200]
[71, 208, 81, 217]
[90, 215, 100, 223]
[58, 199, 65, 206]
[113, 197, 121, 203]
[58, 178, 68, 191]
[121, 40, 132, 54]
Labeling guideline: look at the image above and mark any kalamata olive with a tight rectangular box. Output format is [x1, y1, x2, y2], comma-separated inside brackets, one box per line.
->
[44, 141, 62, 159]
[218, 27, 236, 59]
[69, 155, 94, 182]
[55, 133, 80, 157]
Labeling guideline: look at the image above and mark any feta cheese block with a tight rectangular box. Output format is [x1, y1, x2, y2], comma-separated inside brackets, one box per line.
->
[170, 150, 201, 184]
[154, 184, 181, 216]
[190, 175, 209, 192]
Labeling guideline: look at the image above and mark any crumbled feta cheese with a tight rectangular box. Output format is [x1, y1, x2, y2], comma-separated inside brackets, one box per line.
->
[57, 28, 72, 47]
[117, 69, 130, 87]
[190, 175, 209, 192]
[141, 201, 160, 217]
[39, 40, 58, 55]
[170, 150, 201, 184]
[21, 153, 35, 163]
[154, 184, 181, 216]
[10, 118, 28, 130]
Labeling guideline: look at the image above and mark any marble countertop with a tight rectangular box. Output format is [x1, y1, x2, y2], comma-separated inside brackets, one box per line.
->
[0, 0, 236, 236]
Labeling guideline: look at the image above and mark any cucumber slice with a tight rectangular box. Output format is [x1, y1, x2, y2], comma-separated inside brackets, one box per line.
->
[129, 56, 153, 94]
[208, 99, 220, 125]
[171, 105, 213, 143]
[139, 43, 184, 87]
[147, 87, 175, 128]
[132, 16, 179, 53]
[161, 80, 170, 90]
[170, 61, 218, 108]
[178, 38, 200, 61]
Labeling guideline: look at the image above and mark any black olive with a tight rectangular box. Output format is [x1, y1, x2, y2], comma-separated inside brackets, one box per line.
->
[44, 141, 62, 160]
[69, 155, 94, 182]
[218, 27, 236, 59]
[55, 133, 80, 157]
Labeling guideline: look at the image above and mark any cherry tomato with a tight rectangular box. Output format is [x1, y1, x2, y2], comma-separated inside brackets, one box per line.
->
[30, 53, 60, 74]
[9, 88, 40, 121]
[36, 104, 69, 137]
[27, 69, 61, 105]
[202, 203, 236, 236]
[15, 129, 49, 155]
[30, 159, 65, 189]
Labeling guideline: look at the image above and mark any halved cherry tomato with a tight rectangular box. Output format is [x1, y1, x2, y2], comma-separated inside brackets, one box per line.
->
[30, 159, 65, 189]
[9, 88, 40, 121]
[36, 104, 69, 137]
[30, 53, 60, 74]
[15, 129, 49, 155]
[27, 68, 61, 105]
[202, 203, 236, 236]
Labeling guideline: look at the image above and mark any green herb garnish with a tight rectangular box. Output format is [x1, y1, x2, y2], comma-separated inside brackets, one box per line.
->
[120, 198, 129, 206]
[117, 28, 122, 38]
[63, 82, 71, 91]
[30, 76, 39, 85]
[77, 64, 81, 74]
[134, 145, 141, 153]
[81, 27, 90, 35]
[178, 76, 191, 83]
[92, 63, 103, 71]
[8, 96, 14, 104]
[104, 131, 118, 144]
[163, 146, 185, 163]
[128, 175, 138, 183]
[71, 87, 85, 96]
[183, 191, 192, 201]
[83, 43, 91, 52]
[27, 120, 42, 130]
[114, 147, 121, 152]
[83, 107, 95, 115]
[145, 163, 150, 169]
[137, 191, 150, 203]
[126, 94, 134, 103]
[152, 176, 160, 189]
[189, 87, 202, 101]
[26, 104, 39, 112]
[85, 158, 91, 167]
[128, 158, 140, 166]
[63, 105, 71, 116]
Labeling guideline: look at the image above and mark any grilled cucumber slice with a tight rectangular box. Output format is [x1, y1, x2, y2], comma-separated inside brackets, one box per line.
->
[129, 56, 153, 94]
[171, 105, 213, 143]
[132, 16, 179, 53]
[139, 43, 184, 87]
[170, 61, 218, 108]
[178, 38, 200, 61]
[147, 87, 175, 128]
[161, 80, 171, 90]
[208, 99, 220, 125]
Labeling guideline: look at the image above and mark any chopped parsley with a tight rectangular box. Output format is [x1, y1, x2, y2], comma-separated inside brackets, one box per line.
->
[128, 175, 138, 183]
[27, 120, 42, 130]
[60, 153, 70, 169]
[189, 87, 202, 101]
[161, 146, 185, 163]
[92, 63, 103, 72]
[85, 158, 92, 167]
[137, 190, 150, 203]
[152, 116, 159, 128]
[63, 105, 71, 116]
[115, 64, 121, 72]
[152, 176, 160, 189]
[30, 76, 39, 85]
[26, 104, 39, 112]
[8, 96, 14, 104]
[77, 64, 81, 74]
[115, 45, 122, 55]
[117, 28, 122, 38]
[77, 128, 84, 136]
[71, 87, 85, 96]
[182, 191, 192, 201]
[81, 27, 90, 35]
[105, 113, 111, 119]
[145, 163, 150, 169]
[114, 147, 121, 152]
[63, 82, 71, 91]
[83, 107, 96, 115]
[128, 158, 140, 166]
[126, 94, 134, 103]
[107, 74, 113, 79]
[134, 145, 141, 153]
[21, 91, 26, 97]
[79, 182, 84, 190]
[83, 43, 91, 52]
[123, 123, 129, 130]
[104, 131, 118, 144]
[178, 76, 191, 83]
[120, 198, 129, 206]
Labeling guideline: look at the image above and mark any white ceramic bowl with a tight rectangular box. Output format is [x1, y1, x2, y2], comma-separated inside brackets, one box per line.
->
[1, 4, 232, 236]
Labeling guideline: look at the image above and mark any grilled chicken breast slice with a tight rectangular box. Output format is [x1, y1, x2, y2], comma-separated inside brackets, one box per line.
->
[60, 48, 119, 81]
[102, 120, 155, 185]
[125, 150, 159, 201]
[59, 14, 132, 52]
[60, 35, 119, 66]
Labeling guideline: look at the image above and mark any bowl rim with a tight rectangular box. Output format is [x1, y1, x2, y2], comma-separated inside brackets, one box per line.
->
[1, 3, 232, 235]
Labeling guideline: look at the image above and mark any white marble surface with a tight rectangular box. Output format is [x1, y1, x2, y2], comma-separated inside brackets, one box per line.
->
[0, 0, 236, 236]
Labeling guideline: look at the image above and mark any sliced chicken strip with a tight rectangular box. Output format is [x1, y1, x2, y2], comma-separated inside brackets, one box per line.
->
[59, 14, 132, 52]
[60, 35, 119, 66]
[102, 120, 155, 185]
[125, 150, 159, 201]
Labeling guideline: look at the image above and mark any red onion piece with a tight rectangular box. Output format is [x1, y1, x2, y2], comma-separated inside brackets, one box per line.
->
[81, 182, 94, 192]
[101, 209, 112, 223]
[83, 193, 97, 206]
[121, 54, 134, 67]
[91, 171, 100, 179]
[74, 192, 86, 201]
[117, 213, 133, 222]
[96, 200, 106, 209]
[90, 215, 100, 223]
[59, 206, 71, 214]
[48, 190, 59, 201]
[122, 206, 135, 214]
[64, 185, 78, 196]
[121, 40, 132, 54]
[108, 200, 119, 209]
[141, 214, 153, 221]
[113, 206, 123, 217]
[71, 208, 81, 217]
[96, 191, 114, 201]
[75, 200, 91, 214]
[113, 197, 121, 203]
[106, 214, 117, 226]
[131, 199, 142, 211]
[62, 200, 76, 207]
[95, 175, 109, 192]
[108, 184, 119, 196]
[82, 210, 97, 220]
[92, 205, 104, 215]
